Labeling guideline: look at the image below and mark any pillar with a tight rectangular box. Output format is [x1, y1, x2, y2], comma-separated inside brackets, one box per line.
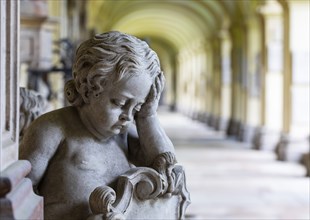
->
[218, 28, 232, 131]
[205, 42, 214, 125]
[0, 1, 43, 219]
[211, 37, 222, 130]
[226, 23, 247, 137]
[253, 0, 284, 151]
[276, 0, 310, 162]
[239, 15, 263, 143]
[196, 45, 208, 122]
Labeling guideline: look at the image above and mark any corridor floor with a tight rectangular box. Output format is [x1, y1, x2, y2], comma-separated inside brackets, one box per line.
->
[158, 109, 310, 220]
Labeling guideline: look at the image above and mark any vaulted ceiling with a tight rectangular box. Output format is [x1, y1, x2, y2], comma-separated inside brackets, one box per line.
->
[86, 0, 263, 54]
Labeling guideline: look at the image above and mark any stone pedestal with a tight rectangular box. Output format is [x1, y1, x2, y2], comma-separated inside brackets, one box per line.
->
[214, 116, 228, 132]
[200, 112, 210, 124]
[182, 108, 194, 119]
[301, 153, 310, 177]
[252, 127, 281, 151]
[226, 118, 235, 136]
[226, 119, 241, 137]
[196, 112, 207, 123]
[190, 110, 200, 121]
[275, 134, 310, 162]
[207, 114, 218, 129]
[238, 124, 257, 143]
[213, 116, 220, 131]
[0, 161, 43, 219]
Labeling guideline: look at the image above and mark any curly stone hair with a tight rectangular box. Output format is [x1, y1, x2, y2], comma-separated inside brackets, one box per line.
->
[65, 31, 161, 106]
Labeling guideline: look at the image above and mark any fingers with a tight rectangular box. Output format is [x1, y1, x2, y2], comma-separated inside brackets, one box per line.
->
[154, 72, 165, 99]
[159, 71, 165, 89]
[155, 77, 161, 99]
[144, 72, 165, 103]
[146, 84, 156, 102]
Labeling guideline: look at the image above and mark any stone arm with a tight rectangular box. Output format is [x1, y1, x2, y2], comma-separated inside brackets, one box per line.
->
[127, 72, 175, 167]
[127, 116, 175, 167]
[87, 73, 190, 220]
[19, 115, 61, 189]
[127, 72, 178, 197]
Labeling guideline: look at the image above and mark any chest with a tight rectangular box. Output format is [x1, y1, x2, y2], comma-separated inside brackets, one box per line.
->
[56, 137, 130, 172]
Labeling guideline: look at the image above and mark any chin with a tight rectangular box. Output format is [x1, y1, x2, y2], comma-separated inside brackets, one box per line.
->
[110, 127, 122, 135]
[113, 128, 128, 135]
[111, 129, 120, 135]
[111, 125, 128, 134]
[99, 128, 117, 137]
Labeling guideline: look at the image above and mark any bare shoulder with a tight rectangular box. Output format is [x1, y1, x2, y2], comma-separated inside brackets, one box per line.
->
[21, 106, 80, 146]
[28, 107, 75, 133]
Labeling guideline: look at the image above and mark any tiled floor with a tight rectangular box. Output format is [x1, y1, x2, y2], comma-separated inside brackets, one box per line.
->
[158, 110, 310, 220]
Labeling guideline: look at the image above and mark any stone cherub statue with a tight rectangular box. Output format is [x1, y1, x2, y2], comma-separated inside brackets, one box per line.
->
[20, 31, 189, 220]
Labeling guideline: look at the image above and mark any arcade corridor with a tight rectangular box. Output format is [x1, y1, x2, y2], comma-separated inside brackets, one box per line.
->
[1, 0, 309, 219]
[158, 109, 309, 219]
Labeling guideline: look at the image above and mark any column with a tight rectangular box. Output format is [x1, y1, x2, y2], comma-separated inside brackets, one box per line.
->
[212, 37, 222, 130]
[218, 29, 232, 131]
[0, 1, 43, 218]
[196, 46, 208, 122]
[276, 0, 310, 162]
[239, 15, 263, 143]
[205, 42, 214, 126]
[48, 0, 68, 109]
[226, 24, 247, 137]
[253, 0, 284, 150]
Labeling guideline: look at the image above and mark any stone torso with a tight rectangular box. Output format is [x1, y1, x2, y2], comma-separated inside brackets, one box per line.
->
[37, 108, 132, 220]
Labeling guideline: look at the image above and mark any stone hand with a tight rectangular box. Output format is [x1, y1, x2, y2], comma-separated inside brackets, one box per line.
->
[152, 152, 177, 197]
[137, 72, 165, 118]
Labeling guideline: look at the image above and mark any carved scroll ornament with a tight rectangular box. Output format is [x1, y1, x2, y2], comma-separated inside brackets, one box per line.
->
[87, 152, 190, 220]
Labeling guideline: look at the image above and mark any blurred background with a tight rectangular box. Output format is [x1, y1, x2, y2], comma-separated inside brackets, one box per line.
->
[17, 0, 309, 219]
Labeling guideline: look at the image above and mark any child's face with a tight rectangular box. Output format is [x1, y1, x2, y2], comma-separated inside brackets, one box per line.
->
[85, 73, 152, 139]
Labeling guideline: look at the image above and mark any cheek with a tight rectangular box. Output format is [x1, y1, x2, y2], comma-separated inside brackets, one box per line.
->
[103, 105, 123, 122]
[109, 109, 122, 120]
[92, 102, 118, 122]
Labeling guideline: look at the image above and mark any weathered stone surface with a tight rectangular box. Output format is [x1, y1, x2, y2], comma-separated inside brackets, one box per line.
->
[88, 163, 190, 220]
[226, 118, 241, 137]
[301, 153, 310, 176]
[252, 127, 281, 151]
[0, 161, 43, 220]
[238, 124, 257, 143]
[0, 1, 43, 219]
[19, 31, 190, 219]
[276, 134, 310, 162]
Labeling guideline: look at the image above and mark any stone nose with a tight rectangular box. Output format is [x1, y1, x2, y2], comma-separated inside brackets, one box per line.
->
[119, 107, 134, 122]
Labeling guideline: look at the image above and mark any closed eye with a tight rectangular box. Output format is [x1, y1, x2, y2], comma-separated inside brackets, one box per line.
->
[111, 99, 125, 107]
[134, 103, 143, 112]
